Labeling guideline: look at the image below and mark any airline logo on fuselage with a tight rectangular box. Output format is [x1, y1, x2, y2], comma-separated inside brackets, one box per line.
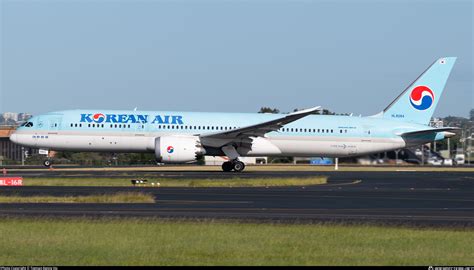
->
[80, 113, 184, 125]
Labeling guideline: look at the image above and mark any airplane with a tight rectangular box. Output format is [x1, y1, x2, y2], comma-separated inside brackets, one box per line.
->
[10, 57, 459, 172]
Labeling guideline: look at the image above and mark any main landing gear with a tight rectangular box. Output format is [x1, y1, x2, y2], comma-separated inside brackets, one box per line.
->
[221, 160, 245, 172]
[43, 159, 52, 167]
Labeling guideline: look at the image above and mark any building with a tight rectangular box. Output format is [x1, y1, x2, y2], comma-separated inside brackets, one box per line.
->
[430, 117, 444, 128]
[18, 113, 33, 122]
[0, 126, 38, 164]
[2, 112, 19, 122]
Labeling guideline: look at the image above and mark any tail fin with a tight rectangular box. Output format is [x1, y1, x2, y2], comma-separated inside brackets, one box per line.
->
[379, 57, 456, 125]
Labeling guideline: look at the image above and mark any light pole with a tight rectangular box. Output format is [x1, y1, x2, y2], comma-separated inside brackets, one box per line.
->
[421, 144, 424, 166]
[21, 147, 25, 166]
[447, 137, 451, 159]
[468, 129, 472, 165]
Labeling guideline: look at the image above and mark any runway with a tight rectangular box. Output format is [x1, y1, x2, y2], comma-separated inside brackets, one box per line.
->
[1, 170, 473, 227]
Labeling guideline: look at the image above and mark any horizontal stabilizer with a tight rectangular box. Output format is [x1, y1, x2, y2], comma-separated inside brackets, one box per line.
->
[396, 127, 460, 136]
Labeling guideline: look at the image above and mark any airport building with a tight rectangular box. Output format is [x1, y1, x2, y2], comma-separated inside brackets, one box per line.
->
[0, 126, 37, 164]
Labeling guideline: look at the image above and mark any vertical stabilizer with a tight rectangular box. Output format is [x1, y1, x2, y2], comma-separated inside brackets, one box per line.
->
[380, 57, 456, 125]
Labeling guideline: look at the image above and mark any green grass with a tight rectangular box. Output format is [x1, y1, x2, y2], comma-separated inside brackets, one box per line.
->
[10, 165, 474, 173]
[23, 176, 327, 187]
[0, 192, 155, 203]
[0, 218, 472, 266]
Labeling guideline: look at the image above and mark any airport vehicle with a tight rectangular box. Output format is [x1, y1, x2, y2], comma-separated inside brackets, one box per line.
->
[443, 159, 453, 166]
[455, 153, 465, 165]
[10, 57, 459, 172]
[427, 157, 443, 166]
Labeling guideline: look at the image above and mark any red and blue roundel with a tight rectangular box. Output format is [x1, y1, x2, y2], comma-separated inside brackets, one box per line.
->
[167, 146, 174, 154]
[93, 113, 105, 123]
[409, 86, 434, 111]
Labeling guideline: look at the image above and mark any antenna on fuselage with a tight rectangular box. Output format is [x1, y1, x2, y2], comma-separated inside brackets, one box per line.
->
[134, 107, 138, 111]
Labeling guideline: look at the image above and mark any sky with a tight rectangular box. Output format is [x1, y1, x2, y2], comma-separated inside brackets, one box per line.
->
[1, 0, 473, 117]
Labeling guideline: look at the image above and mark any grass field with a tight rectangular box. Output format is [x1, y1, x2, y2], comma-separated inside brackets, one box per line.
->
[8, 164, 474, 173]
[0, 192, 155, 203]
[0, 218, 472, 266]
[21, 176, 328, 187]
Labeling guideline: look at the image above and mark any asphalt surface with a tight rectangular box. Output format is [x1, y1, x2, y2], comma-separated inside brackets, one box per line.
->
[1, 170, 473, 227]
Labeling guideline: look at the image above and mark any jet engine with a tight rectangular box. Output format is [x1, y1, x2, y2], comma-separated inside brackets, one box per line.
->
[155, 135, 206, 163]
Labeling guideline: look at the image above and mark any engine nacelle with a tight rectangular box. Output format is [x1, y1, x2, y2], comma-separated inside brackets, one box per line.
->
[155, 135, 206, 163]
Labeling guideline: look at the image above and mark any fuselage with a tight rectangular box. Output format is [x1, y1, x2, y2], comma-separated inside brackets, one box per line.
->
[10, 110, 445, 158]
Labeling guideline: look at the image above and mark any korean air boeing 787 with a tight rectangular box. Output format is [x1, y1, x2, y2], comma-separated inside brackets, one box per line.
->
[10, 57, 458, 172]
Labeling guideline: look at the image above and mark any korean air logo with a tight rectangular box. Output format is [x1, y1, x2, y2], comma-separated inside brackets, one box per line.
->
[409, 86, 434, 111]
[93, 113, 105, 123]
[167, 146, 174, 154]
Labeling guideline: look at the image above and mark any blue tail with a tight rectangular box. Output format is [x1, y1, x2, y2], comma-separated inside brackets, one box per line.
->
[380, 57, 456, 125]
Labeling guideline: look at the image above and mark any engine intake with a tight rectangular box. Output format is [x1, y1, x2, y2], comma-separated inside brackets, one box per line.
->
[155, 135, 205, 163]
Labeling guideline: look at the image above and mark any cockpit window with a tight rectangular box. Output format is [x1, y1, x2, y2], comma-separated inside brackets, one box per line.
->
[21, 122, 34, 127]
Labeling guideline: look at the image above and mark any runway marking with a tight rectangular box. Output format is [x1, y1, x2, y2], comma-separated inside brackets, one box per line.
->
[323, 179, 362, 186]
[157, 200, 253, 205]
[396, 170, 417, 172]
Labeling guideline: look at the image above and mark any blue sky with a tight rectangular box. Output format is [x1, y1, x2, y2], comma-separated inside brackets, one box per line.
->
[1, 0, 472, 117]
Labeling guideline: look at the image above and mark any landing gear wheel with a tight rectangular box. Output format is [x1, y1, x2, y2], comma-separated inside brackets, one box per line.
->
[222, 161, 233, 172]
[232, 161, 245, 172]
[43, 160, 52, 167]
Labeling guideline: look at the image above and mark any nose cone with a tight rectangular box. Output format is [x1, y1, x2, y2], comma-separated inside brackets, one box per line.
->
[9, 133, 19, 144]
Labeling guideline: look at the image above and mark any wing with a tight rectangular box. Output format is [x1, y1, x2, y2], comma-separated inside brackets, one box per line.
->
[200, 106, 320, 148]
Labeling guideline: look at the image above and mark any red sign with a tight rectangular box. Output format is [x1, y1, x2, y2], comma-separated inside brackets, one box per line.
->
[0, 177, 23, 186]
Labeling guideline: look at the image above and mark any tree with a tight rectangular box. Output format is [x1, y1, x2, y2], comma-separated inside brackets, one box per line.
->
[258, 107, 280, 114]
[292, 108, 334, 115]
